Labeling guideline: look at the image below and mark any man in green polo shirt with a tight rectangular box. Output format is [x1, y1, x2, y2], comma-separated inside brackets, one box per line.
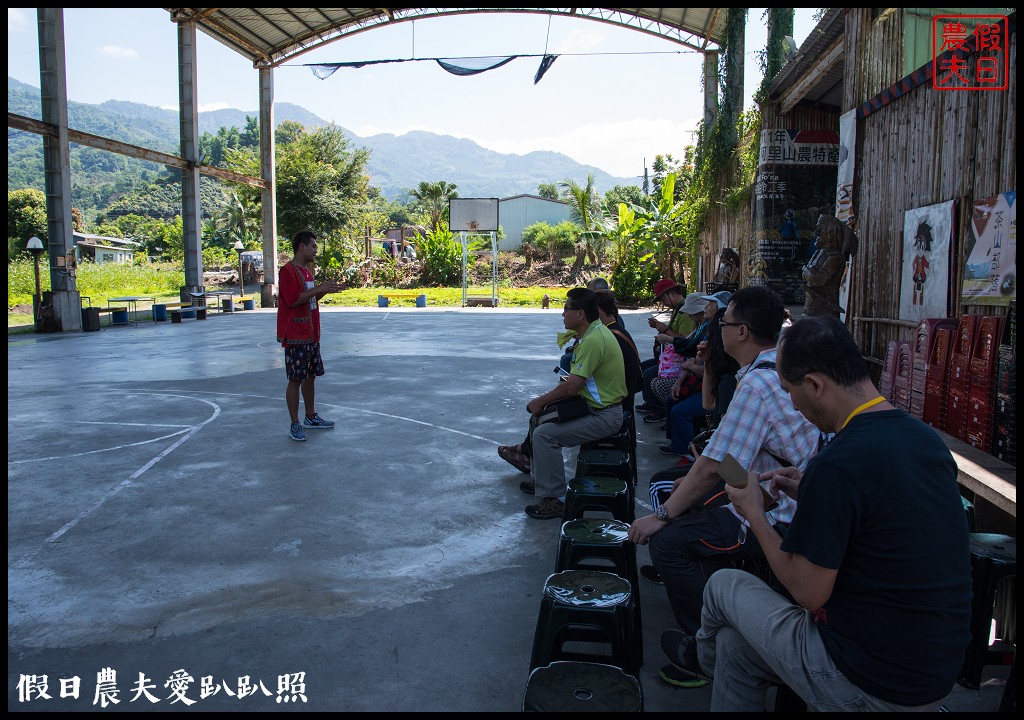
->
[521, 287, 627, 519]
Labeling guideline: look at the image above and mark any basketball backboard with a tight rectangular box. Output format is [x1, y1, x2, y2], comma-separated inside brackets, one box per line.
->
[450, 198, 499, 232]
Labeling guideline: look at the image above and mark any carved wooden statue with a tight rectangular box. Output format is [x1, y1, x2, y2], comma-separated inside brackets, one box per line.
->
[802, 214, 858, 317]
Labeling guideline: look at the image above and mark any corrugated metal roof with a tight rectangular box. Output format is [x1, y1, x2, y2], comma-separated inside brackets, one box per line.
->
[767, 9, 845, 113]
[164, 8, 729, 66]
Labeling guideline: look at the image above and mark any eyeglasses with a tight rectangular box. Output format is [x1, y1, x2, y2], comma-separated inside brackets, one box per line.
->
[719, 320, 745, 328]
[563, 306, 581, 313]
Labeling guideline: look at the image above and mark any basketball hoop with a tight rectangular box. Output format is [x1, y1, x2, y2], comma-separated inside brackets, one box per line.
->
[468, 221, 480, 232]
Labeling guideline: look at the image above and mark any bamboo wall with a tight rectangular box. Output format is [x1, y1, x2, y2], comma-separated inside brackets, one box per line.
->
[701, 8, 1016, 366]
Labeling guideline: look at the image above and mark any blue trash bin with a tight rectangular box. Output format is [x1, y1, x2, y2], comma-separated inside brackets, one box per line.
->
[243, 299, 255, 311]
[112, 309, 129, 325]
[153, 304, 167, 322]
[416, 294, 427, 308]
[377, 295, 389, 307]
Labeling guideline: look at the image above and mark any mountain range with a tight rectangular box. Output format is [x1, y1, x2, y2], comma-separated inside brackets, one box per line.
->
[7, 76, 637, 200]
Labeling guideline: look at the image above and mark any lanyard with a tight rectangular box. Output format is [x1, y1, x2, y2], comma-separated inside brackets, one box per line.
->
[841, 396, 885, 430]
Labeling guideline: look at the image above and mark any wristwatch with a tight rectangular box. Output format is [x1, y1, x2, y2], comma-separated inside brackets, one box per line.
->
[655, 506, 671, 523]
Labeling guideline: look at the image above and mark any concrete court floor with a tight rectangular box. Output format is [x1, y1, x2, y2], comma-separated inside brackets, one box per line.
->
[8, 306, 1009, 712]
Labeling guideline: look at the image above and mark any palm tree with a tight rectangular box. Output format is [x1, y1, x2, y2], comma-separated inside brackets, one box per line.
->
[408, 180, 459, 232]
[559, 173, 604, 280]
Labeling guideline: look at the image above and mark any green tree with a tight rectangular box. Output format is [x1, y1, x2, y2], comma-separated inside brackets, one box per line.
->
[8, 188, 49, 261]
[537, 183, 560, 200]
[226, 123, 372, 244]
[407, 180, 459, 232]
[558, 173, 604, 279]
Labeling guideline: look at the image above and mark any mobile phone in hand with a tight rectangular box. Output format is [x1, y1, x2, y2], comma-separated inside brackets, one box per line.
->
[720, 453, 779, 511]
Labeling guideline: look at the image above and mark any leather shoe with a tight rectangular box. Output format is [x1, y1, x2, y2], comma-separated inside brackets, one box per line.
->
[640, 564, 664, 584]
[519, 480, 535, 495]
[642, 413, 665, 424]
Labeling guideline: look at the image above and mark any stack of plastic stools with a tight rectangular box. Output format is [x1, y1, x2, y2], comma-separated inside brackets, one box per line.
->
[891, 341, 914, 413]
[529, 569, 640, 677]
[923, 327, 954, 430]
[957, 533, 1016, 689]
[945, 315, 977, 440]
[576, 448, 633, 493]
[913, 318, 956, 421]
[563, 476, 634, 523]
[580, 416, 637, 487]
[555, 519, 643, 669]
[993, 343, 1016, 465]
[522, 661, 643, 711]
[964, 316, 1004, 452]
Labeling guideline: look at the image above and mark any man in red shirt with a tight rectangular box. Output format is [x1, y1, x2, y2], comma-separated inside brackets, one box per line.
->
[276, 230, 343, 441]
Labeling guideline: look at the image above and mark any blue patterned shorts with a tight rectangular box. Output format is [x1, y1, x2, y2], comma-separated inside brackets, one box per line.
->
[284, 341, 325, 381]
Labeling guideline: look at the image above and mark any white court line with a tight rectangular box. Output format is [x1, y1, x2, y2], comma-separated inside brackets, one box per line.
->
[167, 390, 504, 445]
[12, 395, 222, 566]
[9, 428, 192, 465]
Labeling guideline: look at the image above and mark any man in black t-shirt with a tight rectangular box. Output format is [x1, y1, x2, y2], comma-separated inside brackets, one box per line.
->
[660, 315, 972, 711]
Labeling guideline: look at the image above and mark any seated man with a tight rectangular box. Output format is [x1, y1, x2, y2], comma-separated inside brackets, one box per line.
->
[517, 287, 626, 519]
[666, 315, 972, 711]
[627, 286, 821, 687]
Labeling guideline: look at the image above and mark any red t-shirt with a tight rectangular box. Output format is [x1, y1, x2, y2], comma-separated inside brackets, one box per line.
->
[276, 262, 320, 345]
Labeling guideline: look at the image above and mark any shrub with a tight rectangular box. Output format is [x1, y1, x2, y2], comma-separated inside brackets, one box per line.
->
[417, 222, 462, 285]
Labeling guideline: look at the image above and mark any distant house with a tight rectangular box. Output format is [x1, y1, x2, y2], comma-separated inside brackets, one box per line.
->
[497, 194, 572, 251]
[73, 233, 140, 264]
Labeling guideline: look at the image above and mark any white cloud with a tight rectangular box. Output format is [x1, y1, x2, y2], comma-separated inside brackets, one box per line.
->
[98, 45, 140, 61]
[8, 8, 29, 31]
[552, 27, 606, 53]
[198, 102, 232, 112]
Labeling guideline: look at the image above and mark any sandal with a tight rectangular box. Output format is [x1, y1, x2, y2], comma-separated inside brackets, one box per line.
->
[498, 445, 531, 474]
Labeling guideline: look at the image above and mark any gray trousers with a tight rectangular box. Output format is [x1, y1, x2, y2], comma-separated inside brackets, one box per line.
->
[530, 404, 623, 499]
[697, 569, 947, 712]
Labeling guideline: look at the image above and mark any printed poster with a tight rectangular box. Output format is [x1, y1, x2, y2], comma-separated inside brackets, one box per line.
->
[835, 110, 856, 224]
[961, 191, 1016, 306]
[899, 200, 955, 322]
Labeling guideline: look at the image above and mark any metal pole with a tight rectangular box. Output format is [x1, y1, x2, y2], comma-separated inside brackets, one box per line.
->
[33, 254, 42, 330]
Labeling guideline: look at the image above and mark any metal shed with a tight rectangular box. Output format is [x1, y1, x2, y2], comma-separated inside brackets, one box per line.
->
[497, 194, 572, 251]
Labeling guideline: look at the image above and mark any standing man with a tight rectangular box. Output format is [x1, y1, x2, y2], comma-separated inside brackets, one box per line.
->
[666, 315, 971, 711]
[627, 286, 820, 687]
[522, 287, 626, 519]
[277, 230, 344, 442]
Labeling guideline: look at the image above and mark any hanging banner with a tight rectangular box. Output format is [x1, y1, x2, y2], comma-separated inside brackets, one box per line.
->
[961, 191, 1016, 306]
[899, 200, 955, 321]
[748, 129, 840, 304]
[835, 110, 857, 224]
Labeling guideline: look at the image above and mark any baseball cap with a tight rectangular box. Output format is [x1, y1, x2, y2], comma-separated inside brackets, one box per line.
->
[699, 290, 733, 311]
[679, 292, 706, 314]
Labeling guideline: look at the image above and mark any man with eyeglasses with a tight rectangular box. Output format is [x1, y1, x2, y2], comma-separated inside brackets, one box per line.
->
[675, 315, 971, 711]
[519, 287, 627, 519]
[628, 286, 820, 688]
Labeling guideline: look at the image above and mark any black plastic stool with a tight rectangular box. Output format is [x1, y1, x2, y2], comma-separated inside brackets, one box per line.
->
[958, 533, 1016, 689]
[523, 661, 643, 712]
[530, 570, 639, 676]
[555, 518, 643, 669]
[563, 475, 634, 523]
[575, 448, 634, 506]
[581, 417, 637, 487]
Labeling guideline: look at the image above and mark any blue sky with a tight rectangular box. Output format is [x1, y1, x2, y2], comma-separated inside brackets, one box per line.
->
[8, 8, 816, 180]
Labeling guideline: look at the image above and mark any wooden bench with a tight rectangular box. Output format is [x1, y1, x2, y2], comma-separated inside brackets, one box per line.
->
[153, 301, 190, 322]
[96, 307, 129, 325]
[377, 292, 427, 307]
[168, 304, 207, 323]
[222, 296, 256, 312]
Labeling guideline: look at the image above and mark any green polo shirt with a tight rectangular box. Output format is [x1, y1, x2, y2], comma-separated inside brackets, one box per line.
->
[570, 320, 627, 409]
[669, 302, 695, 336]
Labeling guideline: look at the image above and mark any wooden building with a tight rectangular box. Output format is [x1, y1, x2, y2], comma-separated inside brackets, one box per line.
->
[701, 8, 1016, 368]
